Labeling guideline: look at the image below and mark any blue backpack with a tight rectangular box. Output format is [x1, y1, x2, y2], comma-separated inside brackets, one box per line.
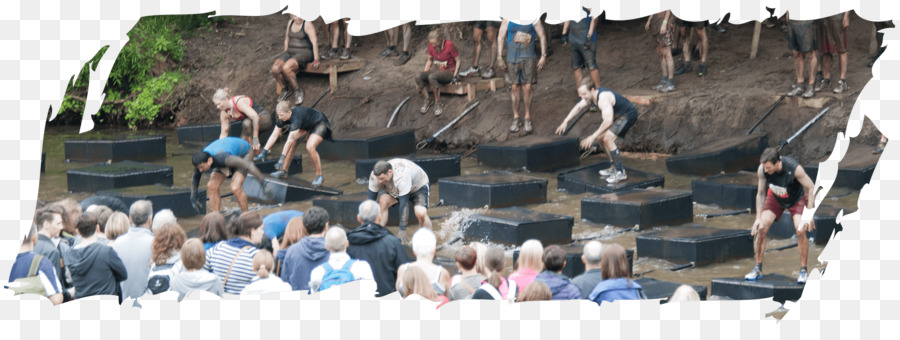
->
[318, 260, 356, 292]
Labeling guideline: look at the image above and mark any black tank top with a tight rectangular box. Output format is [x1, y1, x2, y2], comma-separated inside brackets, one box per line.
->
[764, 156, 805, 208]
[596, 86, 638, 120]
[287, 20, 311, 53]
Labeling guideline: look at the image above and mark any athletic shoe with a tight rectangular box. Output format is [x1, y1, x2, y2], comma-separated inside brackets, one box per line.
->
[598, 166, 616, 177]
[294, 88, 305, 105]
[510, 118, 521, 132]
[814, 78, 832, 92]
[874, 143, 886, 154]
[674, 62, 692, 75]
[420, 99, 433, 114]
[802, 85, 815, 98]
[787, 84, 805, 97]
[339, 48, 351, 60]
[434, 102, 444, 116]
[814, 72, 824, 86]
[459, 66, 479, 77]
[698, 63, 707, 77]
[321, 48, 338, 60]
[398, 229, 409, 244]
[606, 171, 628, 183]
[797, 269, 808, 284]
[481, 67, 495, 79]
[833, 79, 849, 94]
[277, 89, 292, 102]
[378, 47, 398, 59]
[394, 52, 411, 66]
[651, 78, 666, 91]
[524, 119, 533, 133]
[271, 170, 288, 179]
[715, 24, 726, 34]
[311, 175, 324, 187]
[744, 267, 763, 280]
[589, 104, 599, 112]
[659, 80, 675, 93]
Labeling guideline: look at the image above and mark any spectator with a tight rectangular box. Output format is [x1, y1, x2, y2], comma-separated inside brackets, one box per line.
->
[200, 212, 229, 250]
[204, 212, 264, 294]
[281, 207, 331, 291]
[561, 7, 601, 93]
[415, 29, 460, 116]
[308, 227, 374, 292]
[571, 241, 604, 299]
[785, 12, 819, 98]
[447, 245, 484, 301]
[262, 210, 304, 241]
[84, 205, 113, 243]
[667, 284, 700, 302]
[103, 212, 130, 246]
[151, 209, 177, 233]
[470, 241, 489, 278]
[276, 217, 305, 278]
[471, 246, 518, 302]
[497, 18, 548, 133]
[346, 200, 409, 297]
[401, 266, 449, 308]
[65, 210, 128, 300]
[8, 224, 64, 305]
[646, 10, 676, 92]
[589, 244, 644, 305]
[509, 239, 543, 290]
[113, 200, 155, 300]
[33, 205, 70, 299]
[322, 18, 353, 60]
[395, 228, 451, 297]
[271, 14, 319, 105]
[517, 280, 552, 302]
[145, 223, 186, 295]
[54, 198, 81, 243]
[534, 245, 581, 300]
[814, 12, 850, 94]
[241, 250, 292, 295]
[170, 239, 223, 301]
[458, 21, 499, 79]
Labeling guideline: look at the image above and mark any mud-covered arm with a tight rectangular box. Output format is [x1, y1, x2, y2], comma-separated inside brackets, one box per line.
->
[224, 155, 266, 180]
[191, 168, 203, 198]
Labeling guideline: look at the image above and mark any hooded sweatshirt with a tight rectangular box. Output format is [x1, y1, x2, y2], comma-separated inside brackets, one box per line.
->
[169, 270, 224, 301]
[589, 277, 644, 305]
[64, 242, 127, 299]
[346, 222, 409, 297]
[281, 236, 329, 291]
[535, 271, 582, 300]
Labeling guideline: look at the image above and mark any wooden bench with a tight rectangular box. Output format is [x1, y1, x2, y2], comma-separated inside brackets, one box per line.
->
[439, 78, 505, 102]
[301, 58, 367, 93]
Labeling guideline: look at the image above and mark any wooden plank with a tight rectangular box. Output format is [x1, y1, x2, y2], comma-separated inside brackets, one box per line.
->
[750, 21, 761, 59]
[303, 59, 366, 74]
[439, 78, 505, 95]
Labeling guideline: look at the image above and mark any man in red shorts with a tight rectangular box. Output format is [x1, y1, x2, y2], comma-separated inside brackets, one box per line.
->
[814, 12, 850, 93]
[745, 148, 817, 284]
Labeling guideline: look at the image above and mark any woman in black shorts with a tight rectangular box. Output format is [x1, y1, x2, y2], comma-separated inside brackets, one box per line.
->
[271, 14, 320, 106]
[260, 101, 333, 186]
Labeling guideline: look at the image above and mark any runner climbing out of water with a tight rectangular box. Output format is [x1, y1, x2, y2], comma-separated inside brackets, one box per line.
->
[555, 77, 638, 184]
[213, 88, 269, 154]
[258, 101, 333, 186]
[366, 159, 432, 243]
[191, 137, 271, 214]
[745, 147, 817, 284]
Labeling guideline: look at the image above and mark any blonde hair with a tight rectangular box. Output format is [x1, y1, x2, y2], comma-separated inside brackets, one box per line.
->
[181, 238, 207, 271]
[402, 266, 439, 302]
[517, 280, 551, 302]
[104, 212, 130, 241]
[252, 250, 276, 279]
[470, 242, 489, 277]
[275, 100, 292, 114]
[280, 217, 306, 250]
[517, 240, 544, 272]
[212, 88, 232, 104]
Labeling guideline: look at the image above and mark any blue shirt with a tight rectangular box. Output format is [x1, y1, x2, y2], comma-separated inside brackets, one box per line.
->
[506, 22, 537, 63]
[204, 137, 251, 158]
[8, 252, 63, 297]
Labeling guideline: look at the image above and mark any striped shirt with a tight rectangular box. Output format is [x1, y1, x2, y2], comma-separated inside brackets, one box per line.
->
[204, 238, 259, 294]
[9, 252, 63, 297]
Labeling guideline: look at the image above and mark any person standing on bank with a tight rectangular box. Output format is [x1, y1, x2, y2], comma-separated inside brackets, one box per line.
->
[258, 101, 333, 186]
[270, 14, 320, 105]
[555, 77, 638, 184]
[497, 18, 548, 134]
[561, 7, 601, 94]
[191, 137, 271, 213]
[745, 147, 817, 284]
[367, 159, 431, 242]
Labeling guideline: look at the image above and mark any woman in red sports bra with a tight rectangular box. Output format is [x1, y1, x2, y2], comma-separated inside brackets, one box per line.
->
[213, 88, 263, 152]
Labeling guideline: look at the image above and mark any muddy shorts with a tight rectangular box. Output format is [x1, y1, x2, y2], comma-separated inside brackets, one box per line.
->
[676, 19, 709, 28]
[787, 20, 817, 53]
[310, 121, 332, 141]
[280, 49, 314, 67]
[817, 18, 847, 54]
[570, 44, 598, 70]
[378, 184, 430, 208]
[764, 189, 806, 223]
[649, 16, 675, 47]
[212, 166, 242, 179]
[506, 58, 538, 85]
[474, 21, 500, 30]
[610, 110, 637, 138]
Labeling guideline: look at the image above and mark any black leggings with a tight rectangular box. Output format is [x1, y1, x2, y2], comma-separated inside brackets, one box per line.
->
[414, 70, 453, 90]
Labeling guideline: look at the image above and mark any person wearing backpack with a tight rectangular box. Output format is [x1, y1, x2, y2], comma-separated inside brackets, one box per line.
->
[145, 223, 186, 295]
[65, 211, 128, 301]
[308, 227, 374, 293]
[241, 250, 291, 295]
[8, 223, 64, 305]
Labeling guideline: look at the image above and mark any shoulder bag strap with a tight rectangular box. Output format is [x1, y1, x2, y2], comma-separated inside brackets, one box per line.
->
[223, 245, 251, 287]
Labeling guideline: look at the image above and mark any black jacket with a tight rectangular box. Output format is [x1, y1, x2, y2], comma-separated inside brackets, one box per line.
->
[64, 242, 128, 300]
[346, 223, 409, 297]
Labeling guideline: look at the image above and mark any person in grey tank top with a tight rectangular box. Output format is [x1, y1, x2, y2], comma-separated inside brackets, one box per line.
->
[271, 14, 320, 106]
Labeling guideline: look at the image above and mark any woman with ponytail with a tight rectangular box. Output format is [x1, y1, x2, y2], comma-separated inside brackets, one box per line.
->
[471, 246, 518, 302]
[212, 87, 271, 154]
[241, 250, 292, 295]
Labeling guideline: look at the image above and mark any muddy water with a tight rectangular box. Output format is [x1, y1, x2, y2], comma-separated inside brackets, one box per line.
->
[40, 126, 859, 298]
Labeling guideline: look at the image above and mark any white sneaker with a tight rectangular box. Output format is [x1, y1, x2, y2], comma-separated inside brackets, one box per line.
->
[745, 267, 762, 281]
[598, 166, 616, 177]
[606, 171, 627, 183]
[797, 269, 808, 284]
[459, 66, 479, 77]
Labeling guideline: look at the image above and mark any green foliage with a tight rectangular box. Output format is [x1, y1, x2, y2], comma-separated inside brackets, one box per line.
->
[122, 72, 188, 129]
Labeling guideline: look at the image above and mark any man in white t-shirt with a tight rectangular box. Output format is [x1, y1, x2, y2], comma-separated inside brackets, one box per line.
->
[366, 159, 431, 242]
[308, 227, 374, 292]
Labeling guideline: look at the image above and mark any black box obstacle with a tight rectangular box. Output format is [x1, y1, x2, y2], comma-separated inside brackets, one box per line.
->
[439, 173, 547, 208]
[100, 185, 208, 218]
[355, 154, 461, 183]
[635, 278, 708, 301]
[710, 273, 804, 303]
[317, 127, 416, 161]
[477, 136, 580, 172]
[635, 225, 754, 265]
[514, 244, 633, 279]
[64, 135, 166, 162]
[242, 175, 341, 204]
[767, 204, 844, 245]
[462, 207, 573, 246]
[254, 156, 302, 174]
[804, 143, 879, 191]
[176, 121, 243, 146]
[691, 171, 759, 212]
[67, 161, 173, 193]
[557, 162, 665, 195]
[581, 189, 693, 229]
[666, 133, 768, 176]
[313, 192, 417, 227]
